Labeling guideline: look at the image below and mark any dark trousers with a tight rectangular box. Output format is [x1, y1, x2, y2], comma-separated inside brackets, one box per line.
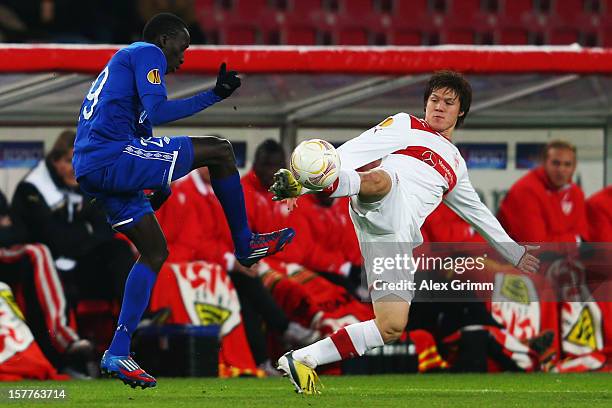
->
[229, 273, 289, 365]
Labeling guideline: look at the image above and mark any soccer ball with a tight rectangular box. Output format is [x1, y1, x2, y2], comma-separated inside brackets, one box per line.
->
[290, 139, 341, 190]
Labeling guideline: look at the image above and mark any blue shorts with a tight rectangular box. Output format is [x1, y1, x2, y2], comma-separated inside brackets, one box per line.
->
[78, 136, 193, 231]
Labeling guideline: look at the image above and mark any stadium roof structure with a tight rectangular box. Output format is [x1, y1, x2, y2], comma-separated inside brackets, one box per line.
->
[2, 45, 612, 154]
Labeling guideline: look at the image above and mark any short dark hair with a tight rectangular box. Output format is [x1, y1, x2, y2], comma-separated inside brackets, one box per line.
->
[142, 13, 188, 43]
[254, 139, 285, 164]
[543, 139, 577, 161]
[47, 130, 76, 161]
[423, 70, 472, 128]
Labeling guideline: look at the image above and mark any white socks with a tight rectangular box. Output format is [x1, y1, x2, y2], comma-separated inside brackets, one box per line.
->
[328, 168, 361, 198]
[292, 319, 384, 368]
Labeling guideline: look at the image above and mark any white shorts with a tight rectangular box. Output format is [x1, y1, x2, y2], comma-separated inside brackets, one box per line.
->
[348, 163, 422, 303]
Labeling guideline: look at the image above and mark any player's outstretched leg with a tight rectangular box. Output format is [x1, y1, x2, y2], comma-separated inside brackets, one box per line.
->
[190, 136, 294, 265]
[101, 214, 166, 388]
[278, 301, 408, 394]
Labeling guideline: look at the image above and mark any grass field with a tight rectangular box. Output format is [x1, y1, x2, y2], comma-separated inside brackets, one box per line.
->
[1, 373, 610, 407]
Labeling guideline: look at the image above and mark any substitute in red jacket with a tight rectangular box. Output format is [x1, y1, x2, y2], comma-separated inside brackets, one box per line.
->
[498, 140, 588, 243]
[586, 186, 612, 242]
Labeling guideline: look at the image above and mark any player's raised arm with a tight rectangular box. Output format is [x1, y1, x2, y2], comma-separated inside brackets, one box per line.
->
[137, 58, 240, 125]
[443, 171, 540, 273]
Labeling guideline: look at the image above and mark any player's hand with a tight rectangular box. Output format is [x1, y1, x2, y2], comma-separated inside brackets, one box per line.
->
[516, 245, 540, 273]
[279, 197, 299, 212]
[269, 169, 302, 201]
[213, 62, 241, 99]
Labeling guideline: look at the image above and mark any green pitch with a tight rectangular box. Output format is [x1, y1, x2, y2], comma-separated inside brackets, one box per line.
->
[3, 373, 610, 408]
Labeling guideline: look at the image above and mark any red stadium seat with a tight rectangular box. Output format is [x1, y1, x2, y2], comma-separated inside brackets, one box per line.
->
[552, 0, 583, 16]
[394, 0, 429, 17]
[601, 28, 612, 47]
[500, 0, 533, 18]
[339, 0, 374, 18]
[336, 28, 369, 45]
[289, 0, 323, 14]
[498, 28, 529, 44]
[232, 0, 270, 17]
[548, 28, 580, 45]
[283, 27, 318, 44]
[390, 0, 430, 37]
[443, 29, 475, 44]
[390, 30, 423, 45]
[448, 0, 481, 20]
[222, 25, 259, 44]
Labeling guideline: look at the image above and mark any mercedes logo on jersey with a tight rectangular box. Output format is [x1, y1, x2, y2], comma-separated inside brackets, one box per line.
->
[421, 150, 436, 167]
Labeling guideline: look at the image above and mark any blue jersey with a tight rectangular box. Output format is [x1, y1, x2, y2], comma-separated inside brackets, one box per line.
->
[74, 42, 167, 178]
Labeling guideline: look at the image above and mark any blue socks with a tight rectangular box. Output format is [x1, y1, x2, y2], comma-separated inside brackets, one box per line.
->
[210, 172, 252, 257]
[108, 262, 157, 356]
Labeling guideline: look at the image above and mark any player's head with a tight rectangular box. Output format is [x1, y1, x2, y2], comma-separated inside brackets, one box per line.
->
[253, 139, 286, 188]
[542, 140, 576, 188]
[143, 13, 190, 74]
[47, 130, 78, 188]
[423, 70, 472, 136]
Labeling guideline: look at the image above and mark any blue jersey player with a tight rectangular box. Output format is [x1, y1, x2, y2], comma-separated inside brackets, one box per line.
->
[73, 13, 294, 388]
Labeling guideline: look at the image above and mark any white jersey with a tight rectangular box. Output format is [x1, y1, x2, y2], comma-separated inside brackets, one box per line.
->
[338, 112, 525, 266]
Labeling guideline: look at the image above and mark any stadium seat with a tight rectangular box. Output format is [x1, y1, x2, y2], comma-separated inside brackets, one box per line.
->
[233, 0, 269, 16]
[336, 28, 369, 45]
[552, 0, 583, 19]
[393, 0, 429, 21]
[222, 25, 259, 44]
[548, 28, 579, 45]
[390, 0, 430, 40]
[498, 28, 529, 44]
[443, 29, 475, 44]
[500, 0, 533, 18]
[289, 0, 323, 14]
[390, 30, 423, 45]
[447, 0, 481, 20]
[282, 27, 318, 44]
[601, 28, 612, 47]
[339, 0, 374, 18]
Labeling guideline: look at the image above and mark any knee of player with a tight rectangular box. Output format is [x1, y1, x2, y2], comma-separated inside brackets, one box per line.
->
[359, 170, 392, 199]
[215, 137, 236, 163]
[376, 317, 407, 344]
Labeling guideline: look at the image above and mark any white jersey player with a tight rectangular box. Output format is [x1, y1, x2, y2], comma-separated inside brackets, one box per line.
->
[270, 71, 540, 394]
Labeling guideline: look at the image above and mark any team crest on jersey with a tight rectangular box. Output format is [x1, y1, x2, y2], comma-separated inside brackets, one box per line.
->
[147, 69, 161, 84]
